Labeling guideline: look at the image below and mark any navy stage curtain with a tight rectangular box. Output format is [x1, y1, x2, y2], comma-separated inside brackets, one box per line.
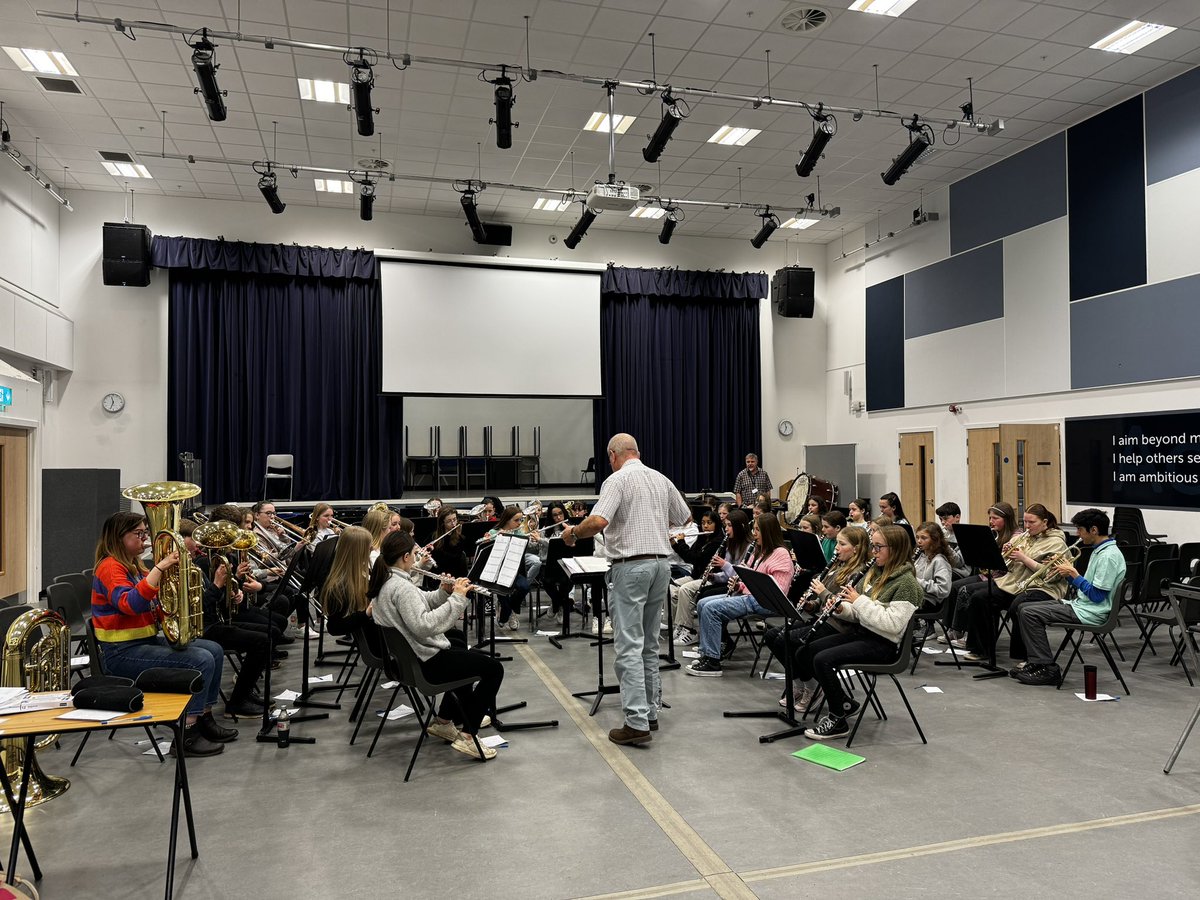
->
[594, 267, 766, 493]
[154, 236, 402, 502]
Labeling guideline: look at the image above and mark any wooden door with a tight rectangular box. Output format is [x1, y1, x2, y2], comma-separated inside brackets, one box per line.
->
[0, 427, 29, 600]
[999, 423, 1062, 520]
[898, 431, 936, 524]
[967, 427, 1001, 523]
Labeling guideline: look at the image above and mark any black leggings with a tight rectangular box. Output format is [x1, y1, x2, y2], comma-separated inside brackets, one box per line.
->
[203, 623, 269, 702]
[421, 628, 505, 734]
[796, 628, 897, 719]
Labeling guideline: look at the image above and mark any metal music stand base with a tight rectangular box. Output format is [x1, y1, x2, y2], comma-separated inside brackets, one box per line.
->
[547, 601, 592, 650]
[659, 582, 680, 671]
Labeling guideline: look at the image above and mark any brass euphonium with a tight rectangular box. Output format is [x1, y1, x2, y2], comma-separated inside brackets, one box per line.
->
[0, 608, 71, 814]
[1016, 543, 1082, 593]
[121, 482, 205, 648]
[194, 519, 241, 623]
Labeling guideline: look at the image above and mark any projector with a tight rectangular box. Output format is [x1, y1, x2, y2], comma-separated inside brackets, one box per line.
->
[586, 183, 640, 212]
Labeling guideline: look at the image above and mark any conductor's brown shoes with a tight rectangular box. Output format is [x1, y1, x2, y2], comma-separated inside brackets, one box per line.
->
[609, 725, 652, 746]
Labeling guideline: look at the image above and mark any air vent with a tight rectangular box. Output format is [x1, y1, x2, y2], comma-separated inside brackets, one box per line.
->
[35, 75, 83, 94]
[356, 157, 391, 171]
[99, 151, 136, 163]
[777, 7, 830, 33]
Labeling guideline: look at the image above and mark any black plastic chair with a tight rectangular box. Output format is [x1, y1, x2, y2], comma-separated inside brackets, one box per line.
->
[379, 627, 487, 781]
[832, 615, 928, 748]
[45, 580, 90, 662]
[1049, 576, 1129, 695]
[579, 457, 595, 483]
[909, 594, 961, 674]
[70, 618, 166, 766]
[1177, 544, 1200, 580]
[1129, 558, 1179, 667]
[349, 624, 420, 756]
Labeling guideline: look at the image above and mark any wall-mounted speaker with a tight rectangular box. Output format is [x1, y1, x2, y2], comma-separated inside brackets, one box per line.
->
[477, 223, 513, 247]
[772, 266, 815, 318]
[102, 222, 152, 286]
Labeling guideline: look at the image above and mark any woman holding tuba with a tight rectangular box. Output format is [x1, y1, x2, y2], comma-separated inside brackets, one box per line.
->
[91, 512, 235, 757]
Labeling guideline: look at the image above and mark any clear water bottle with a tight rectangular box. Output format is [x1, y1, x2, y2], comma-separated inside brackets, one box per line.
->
[276, 704, 291, 748]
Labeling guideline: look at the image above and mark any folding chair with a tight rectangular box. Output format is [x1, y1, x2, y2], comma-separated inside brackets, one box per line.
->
[1049, 577, 1130, 695]
[832, 615, 928, 748]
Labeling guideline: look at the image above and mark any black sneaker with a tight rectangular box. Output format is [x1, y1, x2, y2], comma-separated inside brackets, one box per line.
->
[685, 656, 724, 677]
[224, 697, 262, 719]
[200, 710, 240, 741]
[804, 714, 850, 741]
[1016, 663, 1061, 686]
[720, 639, 736, 660]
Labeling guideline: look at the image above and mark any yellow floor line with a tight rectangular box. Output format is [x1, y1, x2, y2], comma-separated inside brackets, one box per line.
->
[739, 802, 1200, 883]
[572, 879, 711, 900]
[517, 645, 753, 899]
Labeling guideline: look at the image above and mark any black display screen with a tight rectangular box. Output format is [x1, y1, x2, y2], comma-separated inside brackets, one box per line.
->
[1065, 410, 1200, 510]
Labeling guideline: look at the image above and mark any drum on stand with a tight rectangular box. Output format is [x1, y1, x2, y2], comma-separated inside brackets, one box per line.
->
[784, 474, 839, 524]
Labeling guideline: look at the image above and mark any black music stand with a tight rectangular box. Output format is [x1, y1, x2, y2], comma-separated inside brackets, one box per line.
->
[294, 538, 348, 712]
[544, 536, 594, 649]
[560, 557, 620, 716]
[468, 536, 528, 662]
[468, 534, 558, 733]
[659, 577, 680, 671]
[257, 547, 324, 746]
[937, 524, 1007, 679]
[788, 530, 828, 573]
[721, 565, 809, 742]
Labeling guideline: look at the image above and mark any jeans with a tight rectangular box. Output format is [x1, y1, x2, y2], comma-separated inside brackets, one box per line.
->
[696, 593, 771, 660]
[101, 636, 224, 716]
[607, 558, 669, 731]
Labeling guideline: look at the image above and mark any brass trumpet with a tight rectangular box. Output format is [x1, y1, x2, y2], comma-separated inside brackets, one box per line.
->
[1015, 544, 1081, 593]
[1001, 531, 1031, 560]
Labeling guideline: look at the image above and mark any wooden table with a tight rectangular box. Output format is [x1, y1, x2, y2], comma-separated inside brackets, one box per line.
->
[0, 692, 195, 899]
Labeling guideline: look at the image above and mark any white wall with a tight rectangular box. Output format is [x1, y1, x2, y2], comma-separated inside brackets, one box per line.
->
[823, 213, 1200, 538]
[50, 190, 825, 492]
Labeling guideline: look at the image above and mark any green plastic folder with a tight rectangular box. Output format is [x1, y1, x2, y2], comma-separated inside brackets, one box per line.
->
[792, 743, 866, 771]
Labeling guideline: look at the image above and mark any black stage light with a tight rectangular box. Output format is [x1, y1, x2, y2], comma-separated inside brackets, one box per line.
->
[796, 120, 834, 177]
[360, 181, 376, 221]
[750, 211, 779, 249]
[564, 206, 597, 249]
[492, 76, 515, 149]
[461, 191, 488, 242]
[258, 171, 285, 214]
[350, 59, 376, 137]
[643, 97, 682, 163]
[191, 34, 227, 122]
[882, 134, 930, 186]
[658, 216, 678, 245]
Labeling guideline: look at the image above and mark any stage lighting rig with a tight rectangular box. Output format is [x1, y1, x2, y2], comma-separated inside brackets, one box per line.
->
[750, 207, 780, 249]
[190, 30, 227, 121]
[643, 91, 686, 163]
[257, 169, 285, 214]
[796, 105, 835, 178]
[881, 116, 934, 186]
[359, 179, 376, 221]
[658, 205, 682, 245]
[346, 50, 380, 137]
[489, 68, 517, 149]
[564, 204, 598, 249]
[459, 186, 489, 242]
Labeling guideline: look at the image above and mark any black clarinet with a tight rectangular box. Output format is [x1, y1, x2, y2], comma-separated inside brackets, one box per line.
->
[795, 558, 840, 613]
[726, 540, 758, 594]
[794, 562, 873, 651]
[694, 534, 729, 594]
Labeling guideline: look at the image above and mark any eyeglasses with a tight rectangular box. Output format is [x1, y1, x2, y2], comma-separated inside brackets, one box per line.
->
[131, 530, 151, 539]
[869, 544, 886, 552]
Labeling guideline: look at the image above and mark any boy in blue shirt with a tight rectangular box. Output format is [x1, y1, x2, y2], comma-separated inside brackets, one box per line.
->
[1015, 508, 1127, 686]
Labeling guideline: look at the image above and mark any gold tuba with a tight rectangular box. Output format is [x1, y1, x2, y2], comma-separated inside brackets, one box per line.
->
[122, 482, 205, 648]
[0, 608, 70, 814]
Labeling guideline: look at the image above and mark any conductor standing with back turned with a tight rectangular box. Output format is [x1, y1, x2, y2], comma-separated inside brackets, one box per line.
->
[564, 434, 691, 746]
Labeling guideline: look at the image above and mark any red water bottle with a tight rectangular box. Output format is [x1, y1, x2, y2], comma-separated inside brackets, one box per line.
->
[1083, 664, 1097, 700]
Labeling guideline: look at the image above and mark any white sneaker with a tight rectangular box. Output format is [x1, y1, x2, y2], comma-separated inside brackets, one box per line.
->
[478, 715, 492, 729]
[426, 720, 460, 742]
[603, 617, 613, 634]
[504, 617, 520, 632]
[674, 629, 698, 646]
[450, 735, 497, 760]
[591, 617, 600, 635]
[304, 626, 321, 640]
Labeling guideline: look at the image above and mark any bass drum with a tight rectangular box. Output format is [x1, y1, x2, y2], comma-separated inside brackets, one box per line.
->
[785, 474, 839, 524]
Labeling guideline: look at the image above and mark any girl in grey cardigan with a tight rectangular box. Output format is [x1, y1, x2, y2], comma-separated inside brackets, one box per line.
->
[368, 531, 505, 761]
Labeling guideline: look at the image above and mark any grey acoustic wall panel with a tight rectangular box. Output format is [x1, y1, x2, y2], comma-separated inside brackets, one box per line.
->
[866, 276, 905, 412]
[1146, 65, 1200, 185]
[904, 241, 1003, 339]
[1071, 272, 1200, 388]
[949, 134, 1067, 255]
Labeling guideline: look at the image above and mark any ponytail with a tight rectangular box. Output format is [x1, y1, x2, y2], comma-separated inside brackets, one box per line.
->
[368, 531, 415, 600]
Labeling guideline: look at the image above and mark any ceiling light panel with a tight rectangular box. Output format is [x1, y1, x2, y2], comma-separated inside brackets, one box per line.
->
[3, 46, 78, 76]
[707, 125, 762, 146]
[847, 0, 920, 17]
[780, 216, 818, 229]
[583, 112, 635, 134]
[314, 178, 354, 193]
[629, 207, 666, 219]
[1090, 21, 1177, 54]
[101, 161, 152, 178]
[532, 197, 571, 211]
[298, 78, 351, 104]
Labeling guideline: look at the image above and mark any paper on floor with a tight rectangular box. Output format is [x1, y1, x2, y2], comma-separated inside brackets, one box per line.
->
[274, 689, 301, 701]
[380, 681, 399, 690]
[307, 674, 334, 684]
[479, 735, 508, 749]
[142, 741, 173, 756]
[920, 686, 943, 694]
[375, 705, 415, 720]
[1075, 693, 1118, 702]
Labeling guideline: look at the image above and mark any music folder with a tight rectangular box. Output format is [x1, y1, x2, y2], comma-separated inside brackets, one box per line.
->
[469, 533, 527, 591]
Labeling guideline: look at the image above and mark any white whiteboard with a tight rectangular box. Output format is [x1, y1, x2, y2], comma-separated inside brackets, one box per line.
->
[380, 258, 602, 396]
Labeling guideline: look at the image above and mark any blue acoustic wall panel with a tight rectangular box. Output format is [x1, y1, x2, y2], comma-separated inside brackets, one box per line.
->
[866, 276, 905, 412]
[1070, 273, 1200, 388]
[1146, 65, 1200, 185]
[1067, 96, 1146, 302]
[949, 134, 1067, 255]
[903, 242, 1003, 339]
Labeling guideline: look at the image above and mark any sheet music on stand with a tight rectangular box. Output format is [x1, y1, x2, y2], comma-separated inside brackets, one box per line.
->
[560, 557, 611, 576]
[480, 533, 527, 588]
